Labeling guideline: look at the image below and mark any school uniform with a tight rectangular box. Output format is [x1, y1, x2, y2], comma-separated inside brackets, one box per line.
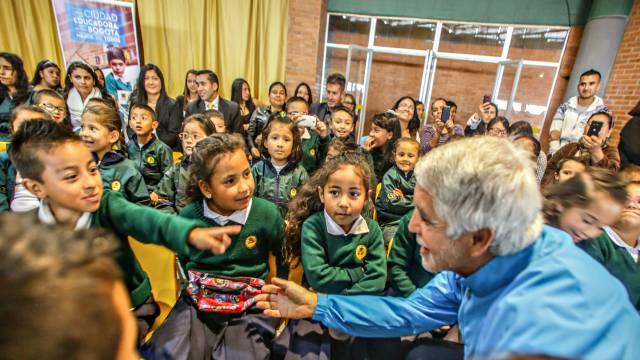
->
[375, 166, 416, 246]
[146, 197, 285, 360]
[300, 128, 330, 174]
[579, 226, 640, 311]
[274, 210, 390, 360]
[251, 158, 308, 215]
[387, 210, 436, 297]
[127, 134, 173, 192]
[154, 156, 191, 213]
[34, 190, 203, 341]
[96, 151, 149, 204]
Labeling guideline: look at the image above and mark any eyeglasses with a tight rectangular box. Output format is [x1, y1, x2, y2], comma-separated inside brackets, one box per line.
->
[179, 132, 205, 141]
[287, 110, 308, 117]
[39, 103, 65, 114]
[488, 128, 507, 136]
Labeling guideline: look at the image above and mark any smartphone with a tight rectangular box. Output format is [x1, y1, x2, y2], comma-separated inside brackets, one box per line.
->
[483, 95, 491, 104]
[587, 120, 604, 137]
[441, 106, 451, 121]
[297, 115, 317, 128]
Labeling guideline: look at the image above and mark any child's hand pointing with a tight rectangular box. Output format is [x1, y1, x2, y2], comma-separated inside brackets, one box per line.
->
[188, 226, 241, 254]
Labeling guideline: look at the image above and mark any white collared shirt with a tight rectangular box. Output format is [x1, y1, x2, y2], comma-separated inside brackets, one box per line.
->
[38, 200, 92, 230]
[604, 226, 640, 262]
[10, 171, 40, 213]
[301, 128, 311, 140]
[202, 198, 252, 226]
[206, 96, 220, 111]
[323, 209, 369, 236]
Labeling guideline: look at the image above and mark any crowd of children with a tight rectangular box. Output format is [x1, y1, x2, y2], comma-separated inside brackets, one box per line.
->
[1, 50, 639, 359]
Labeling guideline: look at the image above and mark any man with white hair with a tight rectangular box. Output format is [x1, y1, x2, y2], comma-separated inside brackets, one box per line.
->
[256, 136, 640, 359]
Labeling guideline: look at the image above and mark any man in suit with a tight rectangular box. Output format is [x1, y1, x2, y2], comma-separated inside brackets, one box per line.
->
[185, 70, 242, 133]
[311, 73, 345, 125]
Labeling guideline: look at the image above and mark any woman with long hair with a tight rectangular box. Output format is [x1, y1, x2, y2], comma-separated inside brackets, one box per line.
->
[63, 61, 112, 132]
[0, 53, 32, 139]
[175, 69, 198, 113]
[230, 78, 259, 132]
[30, 59, 62, 92]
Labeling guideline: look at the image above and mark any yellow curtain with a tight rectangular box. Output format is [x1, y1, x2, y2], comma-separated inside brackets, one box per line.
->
[136, 0, 289, 99]
[0, 0, 65, 77]
[0, 0, 289, 99]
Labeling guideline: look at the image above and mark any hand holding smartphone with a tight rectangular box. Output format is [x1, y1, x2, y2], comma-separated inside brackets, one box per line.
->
[297, 115, 317, 128]
[587, 120, 604, 137]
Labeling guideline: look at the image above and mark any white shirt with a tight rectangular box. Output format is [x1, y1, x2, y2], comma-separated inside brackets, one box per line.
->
[323, 209, 369, 236]
[604, 226, 640, 262]
[206, 96, 220, 111]
[272, 162, 285, 174]
[202, 198, 252, 226]
[10, 172, 40, 213]
[38, 199, 92, 230]
[301, 128, 311, 140]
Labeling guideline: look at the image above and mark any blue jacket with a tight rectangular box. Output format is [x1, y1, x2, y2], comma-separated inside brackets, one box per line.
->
[313, 225, 640, 359]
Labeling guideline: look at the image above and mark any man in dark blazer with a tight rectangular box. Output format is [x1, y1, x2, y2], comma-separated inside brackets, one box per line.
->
[185, 70, 242, 133]
[311, 72, 345, 125]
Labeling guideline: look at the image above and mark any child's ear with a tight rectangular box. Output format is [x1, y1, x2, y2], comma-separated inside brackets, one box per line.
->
[554, 172, 560, 182]
[198, 180, 212, 199]
[108, 130, 120, 145]
[317, 186, 325, 204]
[152, 120, 159, 130]
[22, 178, 47, 199]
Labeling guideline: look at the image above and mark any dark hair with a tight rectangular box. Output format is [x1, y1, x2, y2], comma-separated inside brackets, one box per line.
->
[63, 62, 110, 100]
[588, 111, 614, 130]
[371, 111, 402, 164]
[343, 93, 356, 106]
[393, 96, 420, 133]
[268, 81, 288, 98]
[628, 100, 640, 117]
[284, 151, 372, 265]
[286, 96, 310, 112]
[129, 64, 168, 108]
[326, 73, 346, 91]
[514, 134, 541, 158]
[9, 105, 51, 133]
[487, 116, 510, 132]
[202, 109, 225, 129]
[429, 97, 447, 112]
[33, 89, 64, 104]
[294, 82, 313, 106]
[185, 133, 248, 203]
[331, 105, 355, 121]
[0, 52, 31, 105]
[260, 113, 303, 164]
[508, 120, 533, 136]
[106, 46, 126, 63]
[91, 65, 105, 81]
[231, 78, 256, 114]
[445, 100, 457, 110]
[580, 68, 601, 81]
[9, 119, 81, 182]
[129, 103, 157, 122]
[543, 168, 628, 226]
[180, 69, 198, 108]
[0, 213, 122, 360]
[415, 100, 424, 106]
[30, 60, 61, 87]
[181, 113, 216, 136]
[87, 97, 116, 109]
[82, 104, 125, 153]
[326, 137, 358, 158]
[555, 158, 585, 173]
[196, 70, 219, 86]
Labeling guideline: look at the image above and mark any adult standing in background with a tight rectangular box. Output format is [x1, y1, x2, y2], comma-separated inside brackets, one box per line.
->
[231, 78, 259, 132]
[619, 101, 640, 166]
[246, 81, 287, 158]
[311, 73, 345, 125]
[0, 53, 33, 141]
[295, 82, 313, 107]
[185, 70, 241, 134]
[548, 69, 608, 155]
[129, 64, 182, 148]
[175, 69, 199, 114]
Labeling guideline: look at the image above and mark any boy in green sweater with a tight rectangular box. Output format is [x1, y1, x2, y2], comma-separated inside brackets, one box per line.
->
[127, 103, 173, 192]
[286, 96, 330, 174]
[579, 170, 640, 310]
[10, 119, 240, 342]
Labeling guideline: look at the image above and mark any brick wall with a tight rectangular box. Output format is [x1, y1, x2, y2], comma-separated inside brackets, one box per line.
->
[603, 0, 640, 147]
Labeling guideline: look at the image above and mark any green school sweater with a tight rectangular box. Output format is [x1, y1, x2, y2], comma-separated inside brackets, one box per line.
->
[179, 197, 286, 279]
[0, 150, 16, 213]
[375, 166, 416, 225]
[301, 131, 330, 174]
[155, 157, 190, 213]
[97, 151, 149, 204]
[127, 134, 173, 192]
[387, 210, 436, 297]
[579, 230, 640, 310]
[301, 211, 386, 295]
[252, 159, 308, 214]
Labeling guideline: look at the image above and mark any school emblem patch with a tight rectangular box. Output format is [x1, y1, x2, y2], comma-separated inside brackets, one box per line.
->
[387, 192, 397, 201]
[355, 244, 367, 260]
[309, 148, 315, 156]
[111, 180, 121, 191]
[290, 188, 297, 197]
[245, 235, 257, 249]
[146, 156, 156, 164]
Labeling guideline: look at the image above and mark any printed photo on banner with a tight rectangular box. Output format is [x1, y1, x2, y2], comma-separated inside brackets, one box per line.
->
[51, 0, 141, 118]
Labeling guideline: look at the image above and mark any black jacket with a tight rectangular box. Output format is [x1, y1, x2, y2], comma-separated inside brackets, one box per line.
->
[154, 96, 183, 149]
[185, 96, 242, 134]
[619, 116, 640, 166]
[310, 102, 332, 125]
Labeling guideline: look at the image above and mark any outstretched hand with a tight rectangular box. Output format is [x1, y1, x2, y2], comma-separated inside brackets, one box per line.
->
[188, 225, 242, 254]
[256, 277, 318, 319]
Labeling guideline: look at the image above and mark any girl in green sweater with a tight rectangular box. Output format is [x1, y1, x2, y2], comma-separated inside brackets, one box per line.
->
[274, 151, 388, 359]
